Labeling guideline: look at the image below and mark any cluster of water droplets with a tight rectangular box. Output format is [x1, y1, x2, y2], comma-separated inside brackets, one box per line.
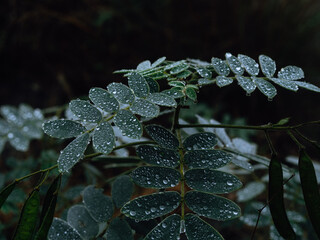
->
[211, 57, 230, 76]
[146, 92, 177, 107]
[185, 149, 232, 169]
[216, 76, 233, 87]
[69, 99, 102, 123]
[130, 98, 159, 118]
[238, 54, 260, 76]
[113, 109, 142, 139]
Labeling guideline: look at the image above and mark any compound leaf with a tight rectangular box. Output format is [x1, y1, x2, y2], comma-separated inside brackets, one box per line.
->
[69, 99, 102, 123]
[252, 77, 277, 99]
[145, 125, 179, 150]
[43, 120, 86, 139]
[259, 55, 276, 77]
[104, 218, 133, 240]
[0, 181, 16, 209]
[93, 122, 115, 154]
[225, 53, 244, 75]
[130, 99, 159, 118]
[147, 93, 177, 107]
[295, 81, 320, 93]
[113, 109, 142, 139]
[107, 82, 135, 104]
[211, 58, 230, 76]
[278, 66, 304, 80]
[128, 72, 149, 98]
[121, 191, 181, 221]
[216, 76, 233, 87]
[238, 54, 259, 76]
[184, 150, 232, 169]
[235, 75, 256, 94]
[89, 87, 119, 113]
[268, 78, 298, 92]
[48, 218, 82, 240]
[111, 175, 134, 208]
[183, 132, 217, 151]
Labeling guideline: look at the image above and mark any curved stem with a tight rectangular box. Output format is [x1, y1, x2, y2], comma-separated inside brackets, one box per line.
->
[15, 164, 58, 183]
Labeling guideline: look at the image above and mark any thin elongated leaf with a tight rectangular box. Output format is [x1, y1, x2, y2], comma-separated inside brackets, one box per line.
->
[151, 57, 166, 68]
[58, 133, 90, 173]
[82, 185, 114, 222]
[185, 191, 241, 221]
[136, 145, 180, 168]
[196, 68, 212, 79]
[147, 93, 177, 107]
[111, 175, 134, 208]
[145, 125, 179, 150]
[238, 54, 259, 76]
[237, 182, 265, 202]
[69, 99, 102, 123]
[164, 60, 186, 70]
[121, 191, 181, 221]
[252, 77, 277, 99]
[299, 149, 320, 238]
[170, 63, 189, 75]
[268, 155, 296, 239]
[185, 214, 223, 240]
[104, 218, 133, 240]
[235, 75, 256, 95]
[185, 169, 242, 194]
[145, 77, 160, 93]
[128, 72, 149, 98]
[216, 76, 233, 87]
[183, 132, 217, 151]
[176, 70, 192, 79]
[268, 78, 298, 91]
[43, 119, 86, 139]
[186, 87, 197, 101]
[225, 53, 244, 75]
[144, 214, 181, 240]
[48, 218, 82, 240]
[107, 82, 135, 104]
[93, 122, 115, 154]
[8, 130, 29, 152]
[67, 205, 99, 239]
[278, 66, 304, 80]
[211, 58, 230, 76]
[169, 81, 185, 88]
[162, 87, 185, 99]
[259, 55, 276, 77]
[89, 87, 119, 113]
[0, 106, 24, 127]
[295, 81, 320, 93]
[0, 181, 16, 209]
[12, 189, 40, 240]
[130, 99, 159, 118]
[184, 150, 232, 169]
[113, 110, 142, 139]
[131, 166, 180, 189]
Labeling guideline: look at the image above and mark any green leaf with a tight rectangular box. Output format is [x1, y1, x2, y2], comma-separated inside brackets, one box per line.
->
[278, 66, 304, 80]
[151, 57, 166, 68]
[113, 109, 142, 139]
[196, 68, 212, 79]
[225, 53, 244, 75]
[130, 99, 159, 118]
[82, 185, 114, 222]
[89, 87, 119, 113]
[69, 99, 102, 123]
[145, 77, 160, 93]
[169, 81, 185, 88]
[176, 70, 192, 79]
[252, 77, 277, 99]
[236, 182, 265, 202]
[8, 130, 30, 152]
[274, 117, 290, 126]
[128, 72, 149, 98]
[185, 214, 223, 240]
[48, 218, 82, 240]
[0, 119, 10, 135]
[162, 87, 185, 99]
[216, 76, 233, 87]
[198, 78, 214, 86]
[211, 57, 230, 76]
[58, 132, 90, 173]
[137, 60, 151, 71]
[170, 63, 189, 75]
[107, 82, 135, 104]
[136, 145, 180, 168]
[295, 81, 320, 92]
[104, 218, 133, 240]
[186, 84, 199, 90]
[0, 181, 16, 209]
[121, 191, 181, 221]
[235, 75, 256, 95]
[185, 191, 241, 221]
[184, 150, 232, 169]
[43, 120, 86, 139]
[93, 122, 115, 154]
[268, 78, 298, 92]
[67, 205, 99, 239]
[259, 55, 276, 77]
[268, 155, 296, 240]
[111, 175, 134, 208]
[146, 93, 177, 107]
[183, 132, 217, 150]
[131, 166, 180, 189]
[186, 87, 197, 101]
[12, 189, 40, 240]
[164, 60, 186, 70]
[185, 169, 242, 194]
[238, 54, 259, 76]
[144, 214, 181, 240]
[145, 125, 179, 150]
[299, 149, 320, 238]
[0, 106, 24, 127]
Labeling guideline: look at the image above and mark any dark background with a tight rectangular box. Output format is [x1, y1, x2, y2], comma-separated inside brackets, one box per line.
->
[0, 0, 320, 131]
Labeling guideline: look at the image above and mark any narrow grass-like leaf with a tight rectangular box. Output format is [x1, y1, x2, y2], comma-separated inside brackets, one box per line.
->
[225, 53, 244, 75]
[48, 218, 82, 240]
[268, 155, 296, 239]
[114, 109, 142, 139]
[12, 189, 40, 240]
[144, 214, 181, 240]
[162, 87, 185, 99]
[121, 191, 181, 221]
[184, 150, 232, 169]
[268, 78, 298, 92]
[130, 99, 159, 118]
[211, 58, 230, 76]
[238, 54, 259, 76]
[69, 99, 102, 123]
[183, 132, 217, 150]
[185, 214, 223, 240]
[58, 132, 90, 173]
[82, 185, 114, 222]
[252, 77, 277, 99]
[0, 181, 16, 209]
[185, 191, 241, 221]
[104, 218, 133, 240]
[89, 87, 119, 113]
[107, 82, 135, 104]
[299, 149, 320, 238]
[93, 122, 115, 154]
[186, 87, 197, 101]
[147, 93, 177, 107]
[259, 55, 276, 77]
[216, 76, 233, 87]
[128, 72, 149, 98]
[145, 77, 160, 93]
[185, 169, 242, 194]
[295, 81, 320, 93]
[111, 175, 134, 208]
[278, 66, 304, 80]
[235, 75, 256, 94]
[43, 119, 86, 139]
[131, 166, 180, 189]
[145, 125, 179, 150]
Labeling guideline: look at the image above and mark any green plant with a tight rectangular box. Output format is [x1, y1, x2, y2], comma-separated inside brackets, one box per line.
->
[1, 54, 320, 239]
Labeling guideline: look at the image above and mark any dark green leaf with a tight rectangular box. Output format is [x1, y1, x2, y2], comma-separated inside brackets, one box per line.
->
[107, 82, 135, 104]
[128, 72, 149, 98]
[235, 75, 256, 94]
[104, 218, 133, 240]
[130, 99, 159, 118]
[211, 57, 230, 76]
[12, 189, 40, 240]
[169, 81, 185, 88]
[196, 67, 212, 79]
[185, 214, 223, 240]
[112, 175, 134, 208]
[252, 77, 277, 99]
[121, 191, 181, 221]
[176, 70, 192, 79]
[216, 76, 233, 87]
[145, 125, 179, 150]
[93, 122, 115, 154]
[48, 218, 82, 240]
[0, 181, 16, 209]
[259, 55, 276, 77]
[113, 109, 142, 139]
[131, 166, 180, 189]
[162, 87, 185, 99]
[185, 191, 241, 221]
[238, 54, 259, 76]
[43, 120, 86, 139]
[278, 66, 304, 80]
[183, 132, 217, 151]
[170, 63, 189, 75]
[69, 99, 102, 123]
[184, 150, 232, 169]
[185, 169, 242, 194]
[89, 87, 119, 113]
[145, 77, 160, 93]
[146, 93, 177, 107]
[144, 214, 181, 240]
[225, 53, 244, 75]
[185, 87, 197, 101]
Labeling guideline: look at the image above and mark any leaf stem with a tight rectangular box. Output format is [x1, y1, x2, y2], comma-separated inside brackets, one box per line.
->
[15, 165, 58, 183]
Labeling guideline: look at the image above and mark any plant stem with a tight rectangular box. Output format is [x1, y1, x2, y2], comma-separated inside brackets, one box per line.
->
[15, 164, 58, 183]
